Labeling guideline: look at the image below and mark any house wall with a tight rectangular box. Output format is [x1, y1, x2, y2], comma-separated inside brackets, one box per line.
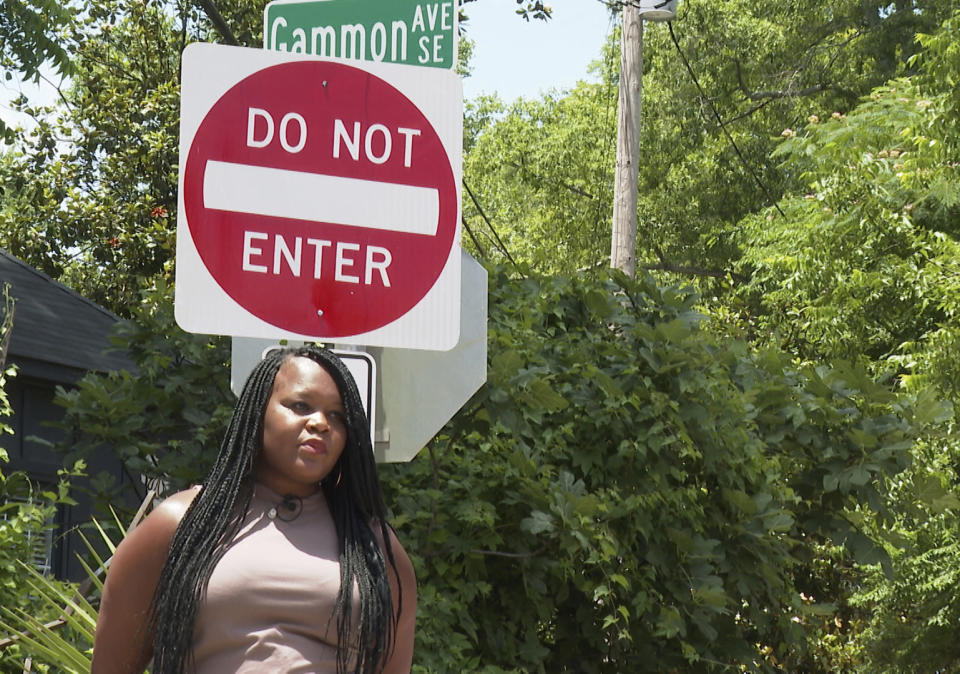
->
[1, 373, 135, 581]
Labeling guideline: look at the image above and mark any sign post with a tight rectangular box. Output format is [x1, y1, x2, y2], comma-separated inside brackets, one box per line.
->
[176, 43, 462, 350]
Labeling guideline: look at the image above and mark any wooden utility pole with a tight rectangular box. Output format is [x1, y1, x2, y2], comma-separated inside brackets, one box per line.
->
[610, 4, 643, 277]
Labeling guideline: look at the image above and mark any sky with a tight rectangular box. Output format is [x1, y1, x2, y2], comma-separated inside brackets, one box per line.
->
[0, 66, 62, 131]
[460, 0, 615, 101]
[0, 1, 616, 131]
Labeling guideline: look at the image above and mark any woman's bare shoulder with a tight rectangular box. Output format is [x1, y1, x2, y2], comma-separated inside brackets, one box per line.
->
[150, 485, 202, 524]
[119, 485, 202, 550]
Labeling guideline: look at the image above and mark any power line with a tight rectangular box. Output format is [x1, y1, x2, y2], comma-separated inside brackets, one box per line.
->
[461, 215, 487, 259]
[463, 180, 525, 277]
[667, 22, 787, 219]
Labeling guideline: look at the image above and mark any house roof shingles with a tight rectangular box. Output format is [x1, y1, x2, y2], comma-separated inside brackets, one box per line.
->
[0, 249, 134, 380]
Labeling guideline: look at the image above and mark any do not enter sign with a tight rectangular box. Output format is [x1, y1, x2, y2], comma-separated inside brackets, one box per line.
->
[176, 43, 462, 350]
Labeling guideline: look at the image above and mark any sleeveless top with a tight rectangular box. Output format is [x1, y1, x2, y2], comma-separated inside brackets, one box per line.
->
[189, 483, 356, 673]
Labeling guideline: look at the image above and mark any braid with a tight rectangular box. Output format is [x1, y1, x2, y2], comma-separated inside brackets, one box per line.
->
[306, 348, 400, 673]
[148, 345, 401, 674]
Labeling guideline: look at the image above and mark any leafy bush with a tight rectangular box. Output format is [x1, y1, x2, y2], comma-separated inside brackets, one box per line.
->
[0, 516, 122, 673]
[382, 267, 944, 672]
[53, 279, 233, 516]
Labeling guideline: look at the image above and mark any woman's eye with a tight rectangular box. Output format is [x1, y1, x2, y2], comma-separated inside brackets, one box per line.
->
[289, 401, 310, 413]
[327, 411, 346, 424]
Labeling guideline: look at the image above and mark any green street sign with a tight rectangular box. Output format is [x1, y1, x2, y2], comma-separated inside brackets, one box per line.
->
[264, 0, 458, 70]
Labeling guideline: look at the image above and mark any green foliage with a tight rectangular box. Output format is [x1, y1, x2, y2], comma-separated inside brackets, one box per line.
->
[463, 80, 618, 271]
[0, 0, 75, 141]
[460, 0, 551, 24]
[0, 561, 96, 672]
[381, 266, 940, 672]
[637, 0, 952, 279]
[844, 436, 960, 673]
[462, 0, 954, 280]
[0, 0, 74, 83]
[0, 0, 262, 316]
[54, 279, 233, 511]
[0, 461, 81, 614]
[0, 514, 127, 673]
[734, 12, 960, 395]
[0, 0, 185, 314]
[730, 10, 960, 671]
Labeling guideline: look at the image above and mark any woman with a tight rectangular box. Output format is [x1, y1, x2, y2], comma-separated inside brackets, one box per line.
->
[92, 346, 416, 673]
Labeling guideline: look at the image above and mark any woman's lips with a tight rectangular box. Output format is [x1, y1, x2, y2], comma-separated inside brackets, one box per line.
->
[299, 438, 327, 454]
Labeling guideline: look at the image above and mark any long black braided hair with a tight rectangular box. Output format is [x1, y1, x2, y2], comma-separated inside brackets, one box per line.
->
[148, 345, 401, 673]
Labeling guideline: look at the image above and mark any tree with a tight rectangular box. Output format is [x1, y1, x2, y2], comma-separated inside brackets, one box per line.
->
[0, 0, 75, 141]
[0, 0, 279, 314]
[54, 280, 233, 510]
[0, 0, 185, 314]
[463, 0, 954, 281]
[733, 9, 960, 394]
[731, 10, 960, 670]
[463, 82, 619, 273]
[0, 0, 74, 83]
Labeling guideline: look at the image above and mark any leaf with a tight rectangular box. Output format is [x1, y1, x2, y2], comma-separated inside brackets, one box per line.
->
[848, 464, 871, 486]
[801, 602, 838, 617]
[585, 289, 612, 318]
[520, 510, 554, 535]
[655, 318, 690, 344]
[491, 349, 523, 386]
[591, 368, 624, 399]
[654, 607, 685, 639]
[723, 488, 757, 515]
[693, 585, 728, 609]
[518, 378, 569, 412]
[845, 531, 890, 569]
[690, 612, 719, 641]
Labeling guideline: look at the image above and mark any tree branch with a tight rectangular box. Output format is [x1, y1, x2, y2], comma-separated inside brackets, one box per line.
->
[669, 23, 786, 219]
[468, 547, 545, 559]
[195, 0, 238, 45]
[734, 57, 828, 101]
[722, 98, 775, 126]
[743, 83, 833, 102]
[641, 261, 748, 283]
[507, 161, 596, 200]
[462, 215, 487, 259]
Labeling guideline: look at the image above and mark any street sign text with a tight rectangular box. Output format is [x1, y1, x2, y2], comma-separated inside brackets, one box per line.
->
[264, 0, 457, 69]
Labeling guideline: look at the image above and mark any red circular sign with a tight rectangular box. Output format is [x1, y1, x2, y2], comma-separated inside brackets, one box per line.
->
[182, 60, 457, 337]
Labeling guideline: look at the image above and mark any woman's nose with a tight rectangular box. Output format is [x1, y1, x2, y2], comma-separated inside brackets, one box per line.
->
[306, 411, 330, 431]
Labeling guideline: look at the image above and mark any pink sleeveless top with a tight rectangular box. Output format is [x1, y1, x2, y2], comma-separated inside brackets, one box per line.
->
[189, 483, 355, 673]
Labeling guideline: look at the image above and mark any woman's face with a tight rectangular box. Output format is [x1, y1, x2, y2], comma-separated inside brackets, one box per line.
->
[257, 356, 348, 497]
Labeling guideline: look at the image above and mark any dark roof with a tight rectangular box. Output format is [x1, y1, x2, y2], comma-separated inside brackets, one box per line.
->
[0, 248, 135, 381]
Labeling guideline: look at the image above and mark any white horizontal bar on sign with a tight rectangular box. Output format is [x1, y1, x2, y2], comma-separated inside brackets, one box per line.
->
[203, 160, 440, 236]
